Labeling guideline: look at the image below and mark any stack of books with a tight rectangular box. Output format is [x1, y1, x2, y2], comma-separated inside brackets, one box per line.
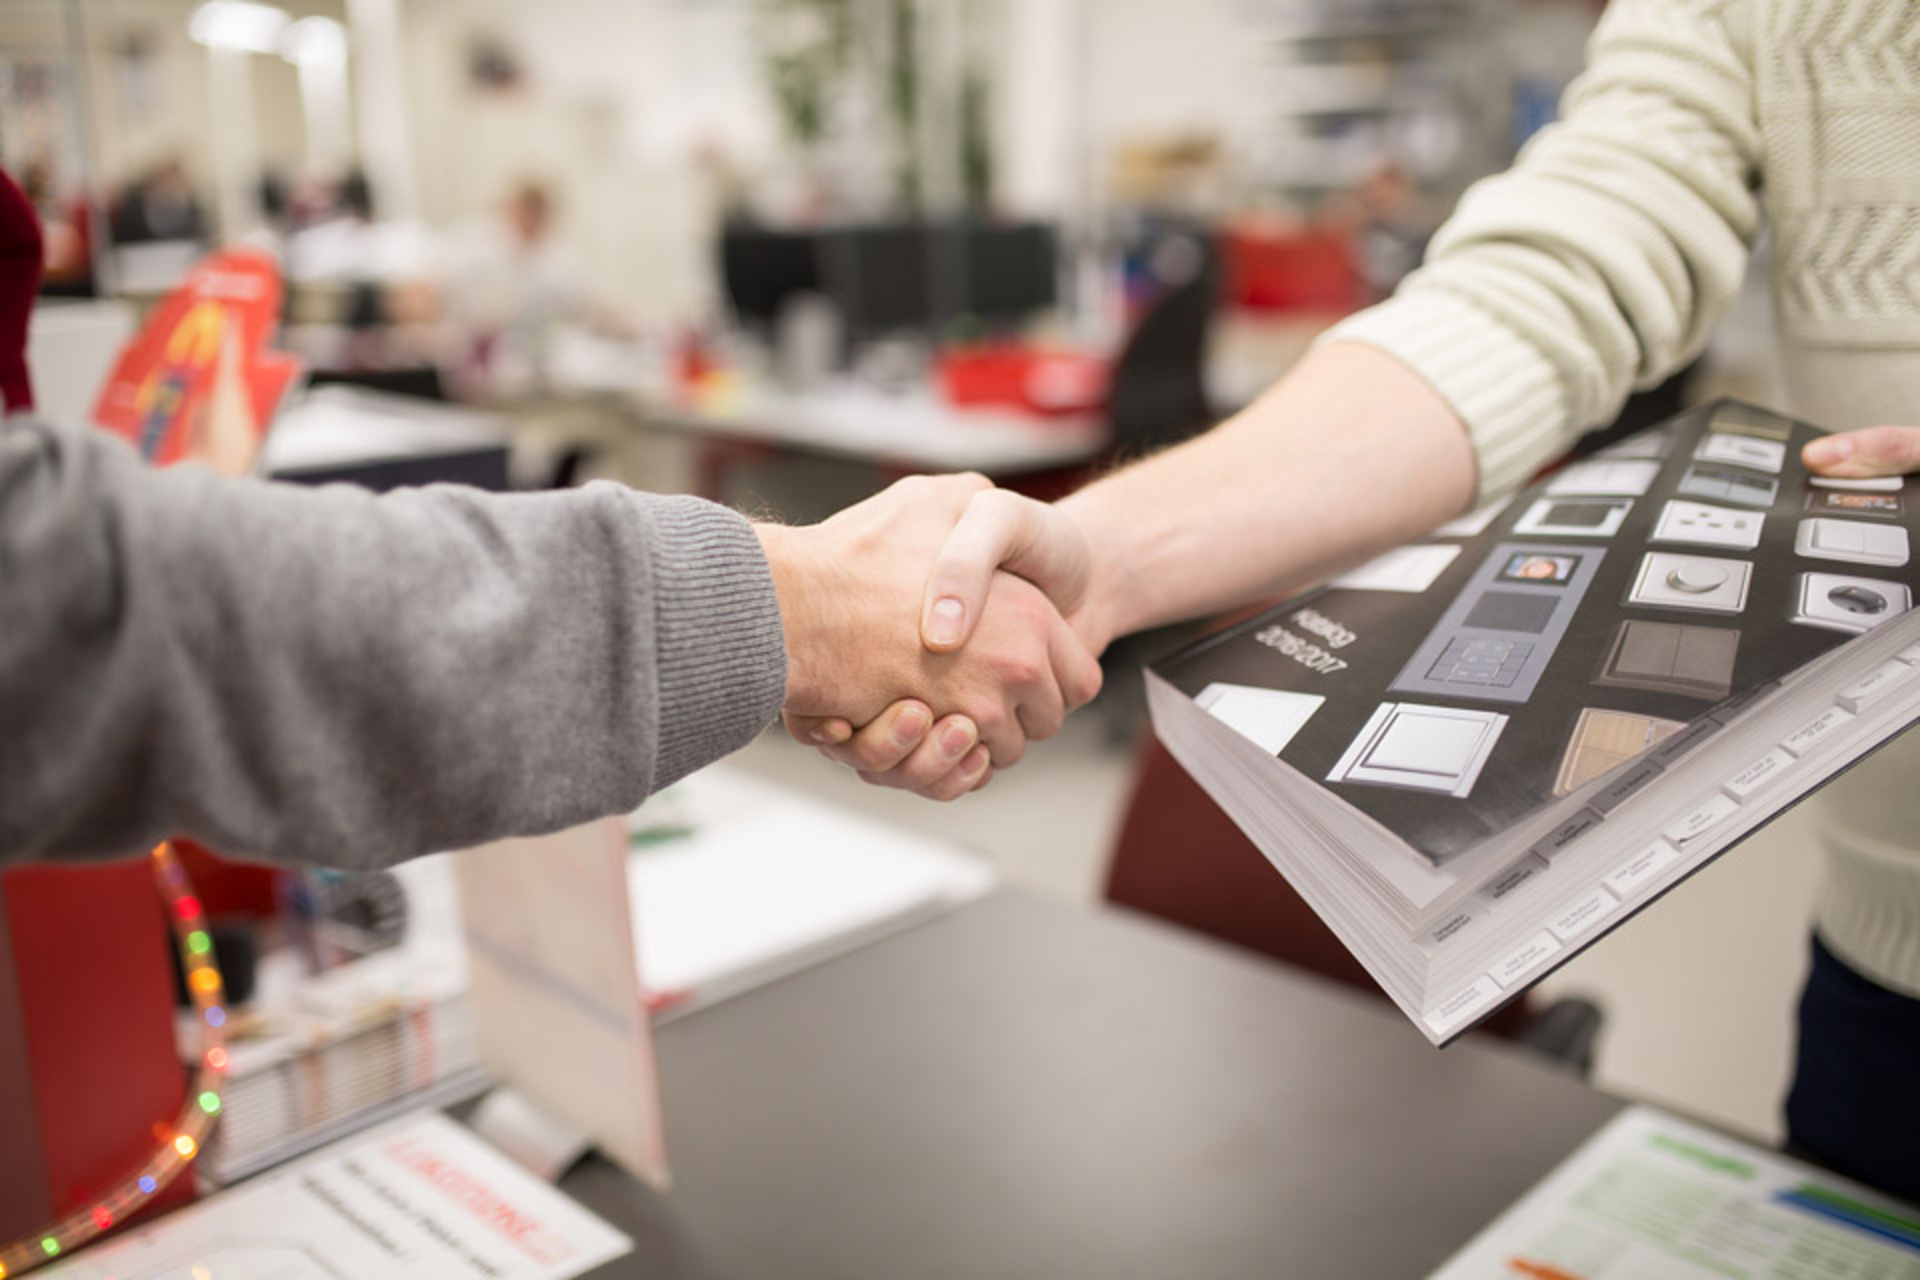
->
[194, 860, 485, 1184]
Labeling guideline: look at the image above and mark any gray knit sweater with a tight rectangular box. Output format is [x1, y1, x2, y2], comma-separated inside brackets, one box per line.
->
[0, 413, 787, 870]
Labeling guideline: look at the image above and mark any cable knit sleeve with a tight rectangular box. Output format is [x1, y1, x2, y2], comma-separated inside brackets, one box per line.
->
[1324, 0, 1763, 499]
[0, 415, 788, 870]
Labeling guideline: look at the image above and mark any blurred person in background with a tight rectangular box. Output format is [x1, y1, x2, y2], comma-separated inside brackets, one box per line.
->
[109, 156, 207, 246]
[436, 177, 628, 400]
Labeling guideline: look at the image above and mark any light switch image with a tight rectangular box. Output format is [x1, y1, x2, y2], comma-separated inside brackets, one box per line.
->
[1595, 431, 1673, 460]
[1196, 683, 1326, 757]
[1595, 620, 1741, 700]
[1651, 500, 1764, 551]
[1513, 497, 1633, 538]
[1794, 518, 1910, 568]
[1554, 708, 1688, 797]
[1545, 459, 1662, 497]
[1628, 552, 1753, 614]
[1793, 573, 1914, 634]
[1332, 543, 1463, 593]
[1328, 702, 1509, 797]
[1695, 433, 1786, 474]
[1433, 497, 1514, 538]
[1707, 402, 1794, 441]
[1810, 474, 1903, 493]
[1678, 464, 1778, 508]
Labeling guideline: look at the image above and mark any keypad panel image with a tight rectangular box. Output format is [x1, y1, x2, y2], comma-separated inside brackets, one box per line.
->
[1390, 543, 1605, 704]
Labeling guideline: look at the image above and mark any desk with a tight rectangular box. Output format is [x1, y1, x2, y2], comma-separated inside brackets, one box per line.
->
[561, 893, 1619, 1279]
[637, 381, 1108, 478]
[262, 384, 513, 492]
[546, 331, 1109, 483]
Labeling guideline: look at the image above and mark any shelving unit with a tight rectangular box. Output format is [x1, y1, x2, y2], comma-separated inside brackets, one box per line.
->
[1239, 0, 1520, 205]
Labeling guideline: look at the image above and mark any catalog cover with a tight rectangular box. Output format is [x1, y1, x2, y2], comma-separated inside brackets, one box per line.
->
[1151, 400, 1920, 865]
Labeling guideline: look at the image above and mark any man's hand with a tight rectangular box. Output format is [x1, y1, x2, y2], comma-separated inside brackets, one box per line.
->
[756, 474, 1102, 794]
[1804, 427, 1920, 478]
[784, 485, 1110, 799]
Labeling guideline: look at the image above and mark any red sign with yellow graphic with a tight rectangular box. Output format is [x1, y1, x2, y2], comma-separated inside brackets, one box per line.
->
[91, 248, 303, 475]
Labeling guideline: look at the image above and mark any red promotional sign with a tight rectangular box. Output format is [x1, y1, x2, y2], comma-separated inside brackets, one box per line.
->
[91, 248, 303, 475]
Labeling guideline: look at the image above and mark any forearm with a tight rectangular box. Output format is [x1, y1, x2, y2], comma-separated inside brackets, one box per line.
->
[1062, 341, 1476, 647]
[0, 417, 786, 869]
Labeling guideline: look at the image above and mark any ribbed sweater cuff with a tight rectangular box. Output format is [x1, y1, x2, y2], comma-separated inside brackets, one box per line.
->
[1817, 835, 1920, 1000]
[642, 496, 787, 792]
[1320, 291, 1573, 501]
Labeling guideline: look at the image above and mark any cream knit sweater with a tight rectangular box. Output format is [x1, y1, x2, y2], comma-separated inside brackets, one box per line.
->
[1330, 0, 1920, 997]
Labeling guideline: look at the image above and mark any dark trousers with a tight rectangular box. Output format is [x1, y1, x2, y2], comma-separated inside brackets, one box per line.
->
[1785, 934, 1920, 1203]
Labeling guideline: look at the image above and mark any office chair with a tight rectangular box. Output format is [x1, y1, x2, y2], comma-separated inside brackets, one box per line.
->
[1106, 734, 1604, 1075]
[1103, 238, 1220, 458]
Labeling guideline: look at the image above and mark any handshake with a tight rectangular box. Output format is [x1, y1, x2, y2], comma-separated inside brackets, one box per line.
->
[752, 473, 1116, 802]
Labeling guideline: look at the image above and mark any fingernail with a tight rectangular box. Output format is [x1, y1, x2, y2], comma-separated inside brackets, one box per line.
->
[891, 705, 932, 747]
[808, 722, 847, 745]
[963, 746, 991, 778]
[1806, 436, 1851, 467]
[925, 597, 965, 647]
[940, 723, 974, 757]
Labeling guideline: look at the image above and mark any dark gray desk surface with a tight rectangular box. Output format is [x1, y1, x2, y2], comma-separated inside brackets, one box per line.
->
[562, 892, 1621, 1279]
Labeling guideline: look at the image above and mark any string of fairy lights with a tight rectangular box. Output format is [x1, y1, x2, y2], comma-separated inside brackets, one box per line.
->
[0, 842, 230, 1277]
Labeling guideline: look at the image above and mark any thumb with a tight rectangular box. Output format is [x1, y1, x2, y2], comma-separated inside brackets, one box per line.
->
[1803, 426, 1920, 478]
[921, 489, 1091, 653]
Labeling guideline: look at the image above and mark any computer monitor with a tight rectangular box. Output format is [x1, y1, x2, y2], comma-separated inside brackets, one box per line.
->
[821, 223, 934, 340]
[954, 221, 1058, 328]
[719, 224, 822, 329]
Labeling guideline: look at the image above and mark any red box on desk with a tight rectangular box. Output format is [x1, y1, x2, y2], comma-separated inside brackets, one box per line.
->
[0, 862, 197, 1243]
[936, 344, 1109, 416]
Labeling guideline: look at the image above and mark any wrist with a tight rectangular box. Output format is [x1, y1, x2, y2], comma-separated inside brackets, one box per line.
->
[753, 521, 816, 707]
[1055, 492, 1138, 651]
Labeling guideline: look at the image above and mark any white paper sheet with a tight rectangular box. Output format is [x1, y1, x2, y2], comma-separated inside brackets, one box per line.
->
[1430, 1106, 1920, 1278]
[42, 1111, 631, 1280]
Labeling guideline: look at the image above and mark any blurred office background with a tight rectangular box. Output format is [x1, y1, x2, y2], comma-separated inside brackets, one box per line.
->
[3, 0, 1805, 1152]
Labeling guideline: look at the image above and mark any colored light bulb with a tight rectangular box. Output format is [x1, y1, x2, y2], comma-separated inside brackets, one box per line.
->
[188, 930, 212, 955]
[173, 1134, 197, 1159]
[173, 895, 202, 921]
[204, 1007, 225, 1028]
[90, 1206, 111, 1231]
[198, 1091, 221, 1115]
[138, 1176, 157, 1194]
[190, 969, 221, 996]
[206, 1046, 230, 1071]
[40, 1238, 58, 1257]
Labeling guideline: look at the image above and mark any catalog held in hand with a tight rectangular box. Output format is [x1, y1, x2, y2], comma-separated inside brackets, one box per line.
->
[1148, 400, 1920, 1044]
